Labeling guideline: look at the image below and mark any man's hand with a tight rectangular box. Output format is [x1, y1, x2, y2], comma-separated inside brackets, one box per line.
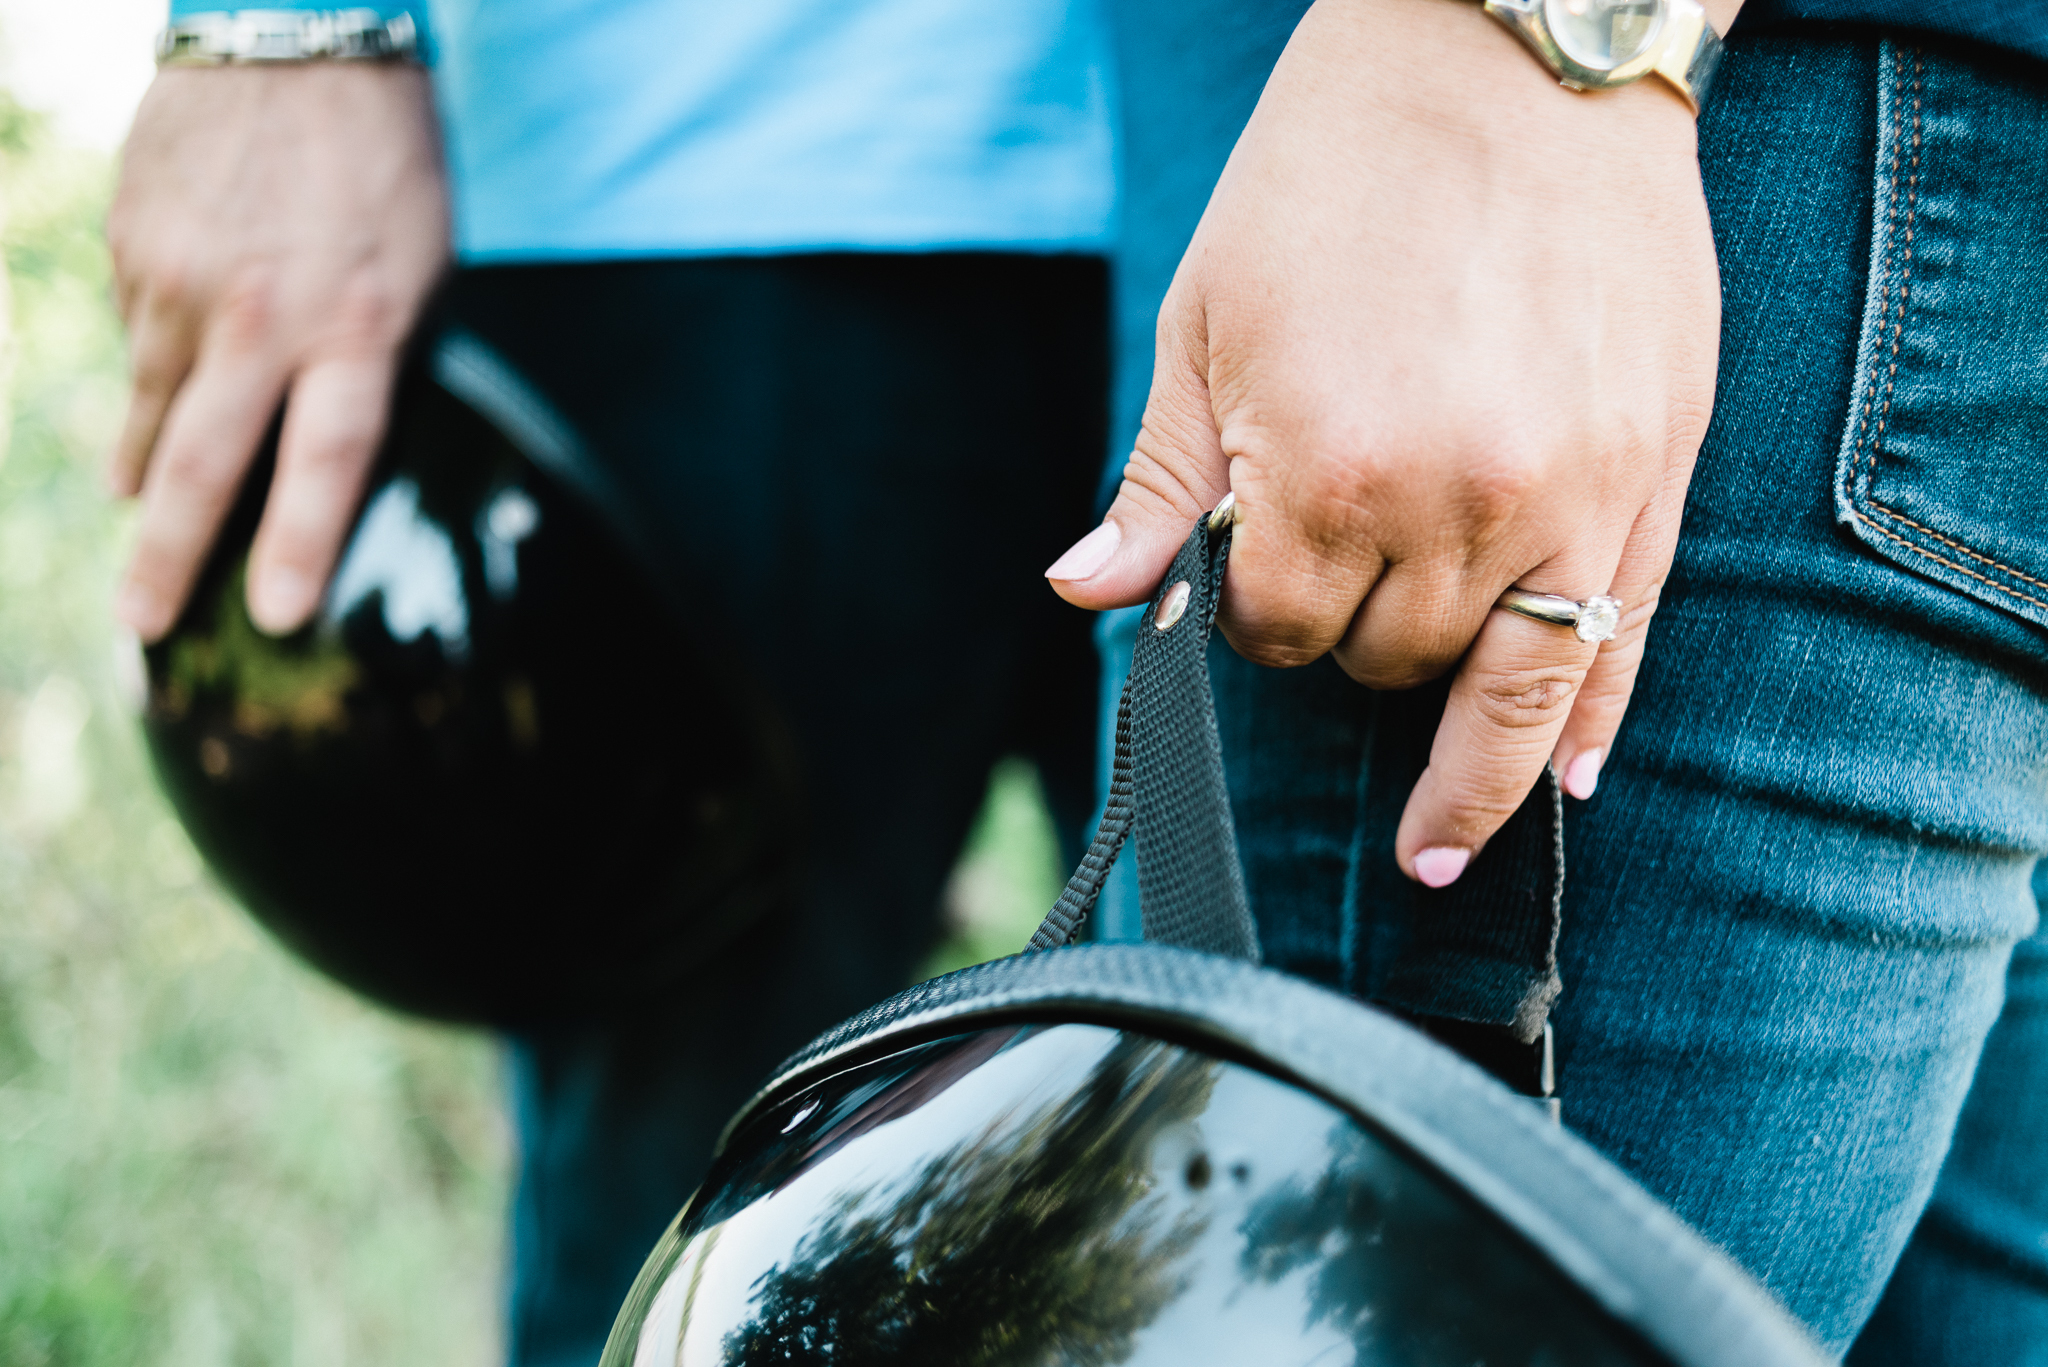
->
[107, 62, 450, 642]
[1048, 0, 1733, 886]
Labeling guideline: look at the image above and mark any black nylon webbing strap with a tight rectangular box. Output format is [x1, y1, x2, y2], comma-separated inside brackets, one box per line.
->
[1379, 766, 1566, 1046]
[1028, 514, 1258, 961]
[1129, 519, 1260, 960]
[1028, 508, 1565, 1104]
[1026, 683, 1132, 950]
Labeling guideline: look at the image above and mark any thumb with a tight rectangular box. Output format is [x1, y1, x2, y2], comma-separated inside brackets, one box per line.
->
[1047, 306, 1232, 609]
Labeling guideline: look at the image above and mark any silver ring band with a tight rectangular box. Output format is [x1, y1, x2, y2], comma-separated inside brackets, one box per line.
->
[1495, 589, 1623, 644]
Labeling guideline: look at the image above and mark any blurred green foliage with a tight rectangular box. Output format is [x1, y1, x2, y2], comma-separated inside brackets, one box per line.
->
[0, 96, 510, 1367]
[919, 757, 1066, 980]
[0, 84, 1064, 1367]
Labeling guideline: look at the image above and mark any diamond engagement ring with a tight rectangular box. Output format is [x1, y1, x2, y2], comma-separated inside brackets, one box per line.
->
[1495, 589, 1624, 644]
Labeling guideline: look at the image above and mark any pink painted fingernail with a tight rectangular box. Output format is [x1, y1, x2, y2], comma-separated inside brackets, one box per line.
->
[1413, 847, 1471, 888]
[1045, 520, 1121, 582]
[1564, 749, 1604, 801]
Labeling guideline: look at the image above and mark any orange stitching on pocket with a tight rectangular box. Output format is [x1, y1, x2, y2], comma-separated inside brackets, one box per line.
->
[1848, 51, 2046, 618]
[1845, 50, 1925, 504]
[1865, 503, 2048, 595]
[1851, 510, 2048, 613]
[1871, 53, 1927, 495]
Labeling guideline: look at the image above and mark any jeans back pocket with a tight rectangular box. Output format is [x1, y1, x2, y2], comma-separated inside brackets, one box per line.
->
[1835, 41, 2048, 631]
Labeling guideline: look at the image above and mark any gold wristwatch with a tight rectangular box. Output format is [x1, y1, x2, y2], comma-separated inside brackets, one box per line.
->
[1473, 0, 1724, 114]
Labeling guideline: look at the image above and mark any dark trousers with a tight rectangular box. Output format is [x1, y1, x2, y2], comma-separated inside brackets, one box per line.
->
[443, 254, 1109, 1367]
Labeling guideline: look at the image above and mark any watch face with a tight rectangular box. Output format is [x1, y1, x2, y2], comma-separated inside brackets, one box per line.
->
[1542, 0, 1664, 71]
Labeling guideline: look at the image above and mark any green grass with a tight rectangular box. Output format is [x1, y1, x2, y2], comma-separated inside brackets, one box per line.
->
[0, 93, 1061, 1367]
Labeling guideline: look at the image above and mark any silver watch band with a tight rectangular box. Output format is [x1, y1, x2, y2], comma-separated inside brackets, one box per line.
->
[157, 9, 420, 66]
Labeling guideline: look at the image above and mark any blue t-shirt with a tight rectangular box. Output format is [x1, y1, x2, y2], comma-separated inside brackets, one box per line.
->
[165, 0, 2041, 263]
[169, 0, 1118, 262]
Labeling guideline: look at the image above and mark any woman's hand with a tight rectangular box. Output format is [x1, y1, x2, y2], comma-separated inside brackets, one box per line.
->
[1049, 0, 1731, 885]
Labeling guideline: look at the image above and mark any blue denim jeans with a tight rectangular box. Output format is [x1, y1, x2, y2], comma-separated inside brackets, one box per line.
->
[1103, 12, 2048, 1356]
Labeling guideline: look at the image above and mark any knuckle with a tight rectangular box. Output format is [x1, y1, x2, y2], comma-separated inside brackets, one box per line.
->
[128, 356, 179, 400]
[1154, 288, 1207, 358]
[1240, 426, 1383, 557]
[1290, 450, 1374, 529]
[1453, 782, 1542, 838]
[330, 275, 407, 349]
[145, 258, 199, 315]
[1424, 760, 1558, 850]
[213, 270, 279, 348]
[1572, 641, 1647, 722]
[1338, 652, 1449, 691]
[295, 419, 383, 475]
[1117, 444, 1211, 520]
[129, 329, 192, 391]
[1229, 633, 1322, 671]
[1473, 666, 1580, 728]
[155, 440, 241, 501]
[1614, 580, 1663, 639]
[1462, 438, 1552, 524]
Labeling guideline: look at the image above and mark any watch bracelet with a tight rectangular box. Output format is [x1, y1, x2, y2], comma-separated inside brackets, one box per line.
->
[157, 9, 420, 66]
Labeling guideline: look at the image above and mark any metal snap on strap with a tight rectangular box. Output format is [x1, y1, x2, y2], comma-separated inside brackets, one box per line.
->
[1154, 581, 1193, 631]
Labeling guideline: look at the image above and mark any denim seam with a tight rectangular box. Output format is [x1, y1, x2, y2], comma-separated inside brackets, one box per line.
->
[1865, 509, 2048, 594]
[1845, 45, 1922, 504]
[1843, 44, 2048, 617]
[1848, 516, 2048, 613]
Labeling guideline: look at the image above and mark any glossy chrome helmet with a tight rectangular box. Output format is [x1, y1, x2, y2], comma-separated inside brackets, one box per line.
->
[598, 513, 1828, 1367]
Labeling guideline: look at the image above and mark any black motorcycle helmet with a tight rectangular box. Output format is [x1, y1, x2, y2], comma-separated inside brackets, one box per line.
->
[596, 512, 1828, 1367]
[139, 326, 795, 1026]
